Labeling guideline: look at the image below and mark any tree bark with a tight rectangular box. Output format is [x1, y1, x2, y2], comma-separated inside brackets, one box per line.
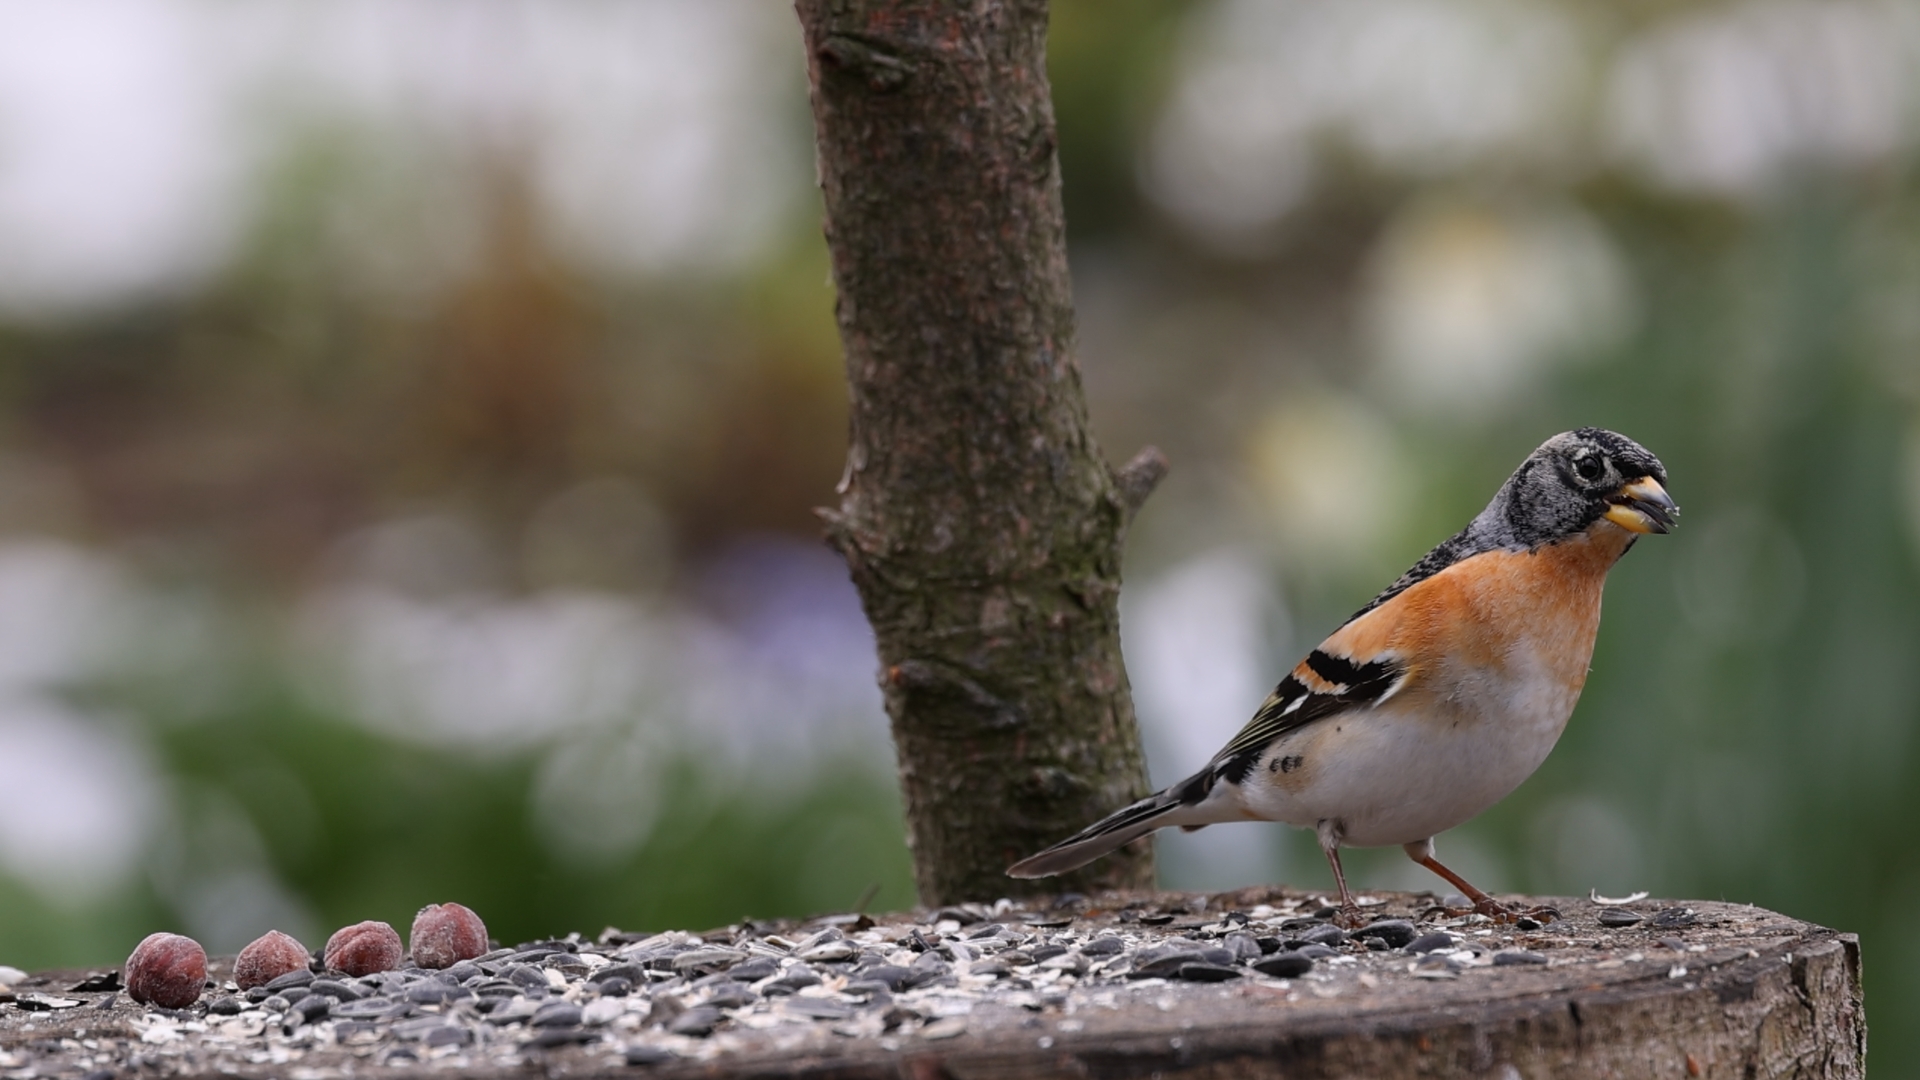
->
[794, 0, 1161, 905]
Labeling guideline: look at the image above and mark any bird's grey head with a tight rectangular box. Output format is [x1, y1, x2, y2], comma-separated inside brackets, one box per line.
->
[1475, 428, 1676, 548]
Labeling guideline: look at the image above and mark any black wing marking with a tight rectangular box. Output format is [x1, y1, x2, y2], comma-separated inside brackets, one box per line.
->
[1209, 650, 1405, 788]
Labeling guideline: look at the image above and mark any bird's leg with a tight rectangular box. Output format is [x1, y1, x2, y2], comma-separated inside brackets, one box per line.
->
[1317, 821, 1366, 928]
[1403, 840, 1559, 925]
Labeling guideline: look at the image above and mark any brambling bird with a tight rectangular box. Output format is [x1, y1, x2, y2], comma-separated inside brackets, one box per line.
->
[1008, 428, 1676, 924]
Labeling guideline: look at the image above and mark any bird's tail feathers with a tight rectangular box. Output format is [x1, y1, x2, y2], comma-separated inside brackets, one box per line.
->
[1006, 779, 1218, 879]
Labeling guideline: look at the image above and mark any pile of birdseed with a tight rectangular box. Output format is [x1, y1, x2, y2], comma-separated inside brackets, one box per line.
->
[0, 887, 1842, 1079]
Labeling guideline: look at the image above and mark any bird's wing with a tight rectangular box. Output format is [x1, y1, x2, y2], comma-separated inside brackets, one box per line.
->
[1205, 601, 1414, 787]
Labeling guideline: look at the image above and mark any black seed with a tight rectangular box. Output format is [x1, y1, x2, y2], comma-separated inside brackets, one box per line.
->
[1220, 933, 1261, 962]
[1405, 932, 1455, 955]
[843, 980, 893, 1005]
[761, 971, 821, 996]
[858, 965, 916, 992]
[69, 973, 121, 994]
[424, 1025, 472, 1048]
[1173, 963, 1242, 982]
[529, 1027, 599, 1047]
[1649, 907, 1698, 929]
[1300, 924, 1347, 947]
[532, 1002, 584, 1028]
[265, 970, 315, 991]
[596, 977, 633, 998]
[293, 996, 332, 1022]
[1080, 937, 1125, 958]
[1293, 944, 1339, 959]
[1027, 945, 1068, 963]
[507, 965, 551, 989]
[625, 1045, 675, 1066]
[1515, 917, 1543, 931]
[1598, 909, 1644, 928]
[333, 998, 408, 1020]
[306, 979, 364, 1001]
[1359, 919, 1416, 949]
[206, 997, 245, 1016]
[1023, 917, 1074, 929]
[782, 998, 854, 1020]
[406, 982, 471, 1005]
[444, 961, 483, 982]
[1137, 913, 1175, 926]
[1128, 949, 1208, 978]
[1493, 950, 1548, 966]
[727, 959, 778, 982]
[592, 962, 644, 984]
[331, 1021, 378, 1040]
[1251, 954, 1313, 978]
[702, 983, 755, 1010]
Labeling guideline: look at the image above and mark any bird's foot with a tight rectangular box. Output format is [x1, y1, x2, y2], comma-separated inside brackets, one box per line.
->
[1330, 904, 1371, 930]
[1428, 897, 1561, 926]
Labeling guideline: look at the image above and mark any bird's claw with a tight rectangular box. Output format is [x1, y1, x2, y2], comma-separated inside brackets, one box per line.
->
[1330, 905, 1370, 930]
[1428, 898, 1561, 926]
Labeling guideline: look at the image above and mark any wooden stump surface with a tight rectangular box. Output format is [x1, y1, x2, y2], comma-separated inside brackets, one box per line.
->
[0, 887, 1864, 1079]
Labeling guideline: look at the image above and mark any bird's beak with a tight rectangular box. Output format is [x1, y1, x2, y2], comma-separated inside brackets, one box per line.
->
[1603, 477, 1678, 534]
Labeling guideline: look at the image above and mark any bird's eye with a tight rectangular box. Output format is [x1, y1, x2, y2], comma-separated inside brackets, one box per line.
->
[1572, 453, 1604, 483]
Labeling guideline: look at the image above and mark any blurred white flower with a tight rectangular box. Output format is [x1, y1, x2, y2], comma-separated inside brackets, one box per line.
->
[0, 0, 249, 319]
[298, 587, 662, 752]
[0, 701, 160, 901]
[1606, 0, 1920, 198]
[1363, 196, 1637, 414]
[0, 0, 801, 317]
[531, 729, 668, 867]
[1145, 0, 1587, 245]
[0, 542, 132, 691]
[1124, 550, 1282, 780]
[1123, 550, 1287, 889]
[1247, 391, 1410, 560]
[301, 529, 890, 779]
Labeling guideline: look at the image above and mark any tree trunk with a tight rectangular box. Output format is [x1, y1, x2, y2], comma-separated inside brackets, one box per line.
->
[794, 0, 1163, 905]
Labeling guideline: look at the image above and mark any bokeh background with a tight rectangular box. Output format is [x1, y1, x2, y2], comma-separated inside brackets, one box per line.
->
[0, 0, 1916, 1063]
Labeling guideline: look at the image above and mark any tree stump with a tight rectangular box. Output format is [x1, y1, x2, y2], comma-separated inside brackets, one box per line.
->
[0, 888, 1863, 1078]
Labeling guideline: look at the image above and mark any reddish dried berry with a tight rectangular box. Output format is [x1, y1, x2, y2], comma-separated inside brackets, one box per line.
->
[233, 930, 310, 990]
[124, 932, 208, 1009]
[409, 902, 489, 969]
[323, 921, 403, 976]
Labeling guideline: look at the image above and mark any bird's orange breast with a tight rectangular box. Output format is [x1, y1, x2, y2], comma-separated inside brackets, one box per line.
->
[1312, 521, 1635, 701]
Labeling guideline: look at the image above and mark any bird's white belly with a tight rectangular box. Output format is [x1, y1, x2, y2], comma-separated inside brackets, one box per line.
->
[1237, 665, 1579, 847]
